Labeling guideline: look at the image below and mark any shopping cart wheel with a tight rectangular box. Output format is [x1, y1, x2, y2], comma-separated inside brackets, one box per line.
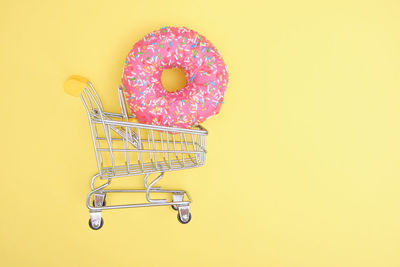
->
[177, 212, 192, 224]
[171, 204, 178, 211]
[89, 217, 104, 230]
[92, 200, 106, 207]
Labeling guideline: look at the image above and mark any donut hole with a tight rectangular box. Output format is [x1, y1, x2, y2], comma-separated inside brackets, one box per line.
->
[161, 68, 187, 93]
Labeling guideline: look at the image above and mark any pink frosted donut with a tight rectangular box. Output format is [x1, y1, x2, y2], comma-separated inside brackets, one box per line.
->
[122, 26, 228, 128]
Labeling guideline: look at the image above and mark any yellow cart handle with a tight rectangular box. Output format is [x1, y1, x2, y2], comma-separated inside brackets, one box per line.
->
[64, 75, 89, 97]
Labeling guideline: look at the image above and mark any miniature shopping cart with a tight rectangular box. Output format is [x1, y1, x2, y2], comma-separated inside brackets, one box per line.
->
[66, 76, 207, 230]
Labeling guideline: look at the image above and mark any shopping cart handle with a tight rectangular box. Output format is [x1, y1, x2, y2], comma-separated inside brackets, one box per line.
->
[64, 75, 89, 97]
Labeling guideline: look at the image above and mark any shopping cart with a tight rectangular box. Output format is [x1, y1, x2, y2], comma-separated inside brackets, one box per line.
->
[65, 76, 208, 230]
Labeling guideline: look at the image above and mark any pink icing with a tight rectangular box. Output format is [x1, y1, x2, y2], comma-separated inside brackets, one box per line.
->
[122, 26, 228, 129]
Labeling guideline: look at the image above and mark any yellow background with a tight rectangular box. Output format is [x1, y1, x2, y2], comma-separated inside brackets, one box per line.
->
[1, 0, 400, 266]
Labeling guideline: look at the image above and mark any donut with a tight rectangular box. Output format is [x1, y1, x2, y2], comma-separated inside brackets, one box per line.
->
[122, 26, 228, 129]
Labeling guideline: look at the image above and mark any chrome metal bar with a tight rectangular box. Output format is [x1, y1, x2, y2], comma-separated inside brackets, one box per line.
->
[145, 173, 166, 203]
[180, 133, 185, 167]
[166, 132, 172, 168]
[95, 148, 204, 154]
[151, 129, 158, 169]
[82, 96, 102, 174]
[91, 119, 207, 135]
[88, 200, 191, 211]
[87, 81, 104, 111]
[138, 128, 144, 171]
[190, 133, 198, 164]
[172, 133, 183, 167]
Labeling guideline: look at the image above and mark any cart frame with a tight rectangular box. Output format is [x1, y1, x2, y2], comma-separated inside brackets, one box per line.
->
[77, 80, 207, 229]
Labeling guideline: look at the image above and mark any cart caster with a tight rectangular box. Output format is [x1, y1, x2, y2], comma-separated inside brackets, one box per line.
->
[89, 217, 104, 230]
[172, 192, 184, 211]
[92, 199, 106, 207]
[177, 205, 191, 224]
[89, 212, 103, 230]
[93, 193, 106, 207]
[178, 212, 191, 224]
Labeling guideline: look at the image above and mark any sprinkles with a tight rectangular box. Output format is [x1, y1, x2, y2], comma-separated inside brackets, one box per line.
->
[122, 26, 228, 129]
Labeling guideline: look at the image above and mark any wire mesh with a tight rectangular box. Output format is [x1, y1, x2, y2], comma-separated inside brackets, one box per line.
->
[80, 83, 207, 179]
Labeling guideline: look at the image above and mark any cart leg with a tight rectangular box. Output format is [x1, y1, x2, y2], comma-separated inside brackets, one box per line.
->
[89, 211, 103, 230]
[177, 205, 191, 224]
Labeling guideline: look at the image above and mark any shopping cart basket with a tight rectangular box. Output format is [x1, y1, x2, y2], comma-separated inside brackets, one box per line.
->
[65, 76, 208, 229]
